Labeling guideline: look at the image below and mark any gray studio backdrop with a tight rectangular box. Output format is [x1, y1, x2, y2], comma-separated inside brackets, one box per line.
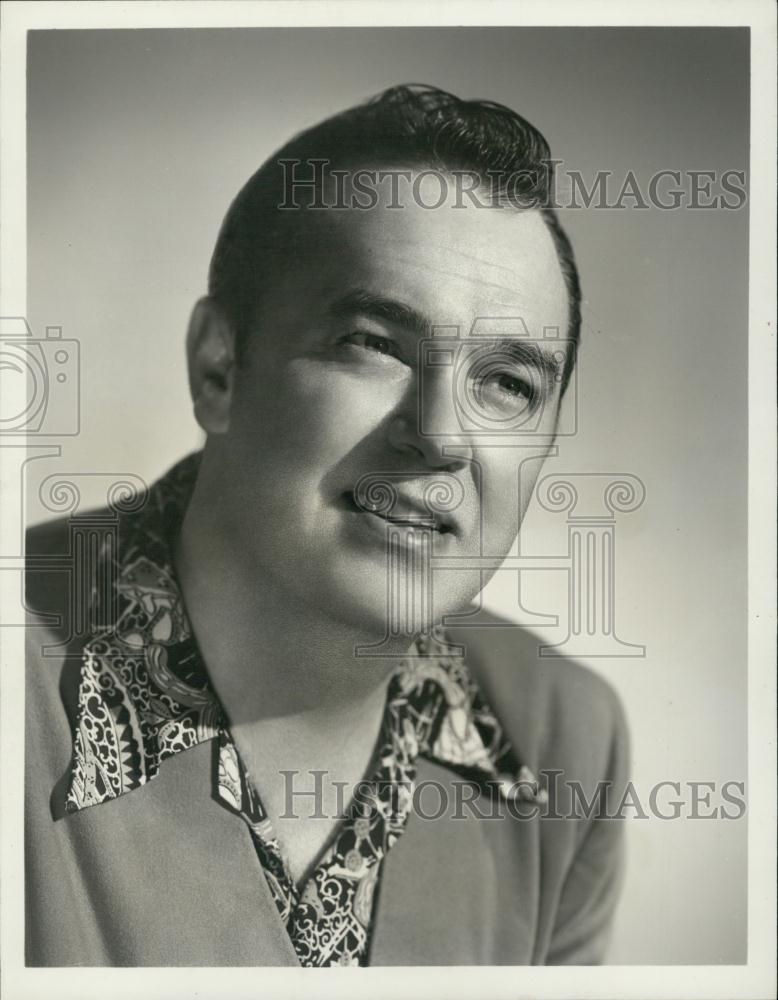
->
[26, 27, 749, 964]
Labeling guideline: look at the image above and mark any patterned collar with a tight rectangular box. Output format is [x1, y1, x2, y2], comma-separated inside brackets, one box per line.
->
[65, 452, 543, 966]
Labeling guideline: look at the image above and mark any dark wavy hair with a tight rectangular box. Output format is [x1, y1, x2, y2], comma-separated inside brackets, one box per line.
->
[209, 84, 580, 393]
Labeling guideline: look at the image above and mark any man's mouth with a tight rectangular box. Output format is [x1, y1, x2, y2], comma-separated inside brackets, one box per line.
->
[341, 490, 453, 535]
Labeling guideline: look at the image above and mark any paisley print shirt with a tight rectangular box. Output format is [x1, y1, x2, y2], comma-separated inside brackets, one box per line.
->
[65, 453, 546, 968]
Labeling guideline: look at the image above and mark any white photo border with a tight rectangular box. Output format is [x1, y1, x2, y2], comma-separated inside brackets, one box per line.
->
[1, 3, 775, 999]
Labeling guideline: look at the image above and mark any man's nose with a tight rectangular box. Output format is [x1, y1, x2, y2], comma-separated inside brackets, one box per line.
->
[386, 372, 472, 469]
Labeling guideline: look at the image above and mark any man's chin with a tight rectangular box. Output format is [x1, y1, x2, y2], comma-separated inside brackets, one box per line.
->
[294, 572, 483, 651]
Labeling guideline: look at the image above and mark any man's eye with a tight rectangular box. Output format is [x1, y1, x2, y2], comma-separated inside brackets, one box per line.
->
[341, 331, 403, 360]
[481, 372, 535, 401]
[472, 371, 538, 414]
[493, 373, 533, 399]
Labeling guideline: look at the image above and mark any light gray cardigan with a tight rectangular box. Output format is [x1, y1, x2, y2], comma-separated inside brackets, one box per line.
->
[25, 518, 629, 967]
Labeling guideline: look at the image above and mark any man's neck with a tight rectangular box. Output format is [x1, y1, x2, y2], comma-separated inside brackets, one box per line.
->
[174, 455, 407, 881]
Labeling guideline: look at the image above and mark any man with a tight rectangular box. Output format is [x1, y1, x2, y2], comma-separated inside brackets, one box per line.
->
[25, 84, 629, 967]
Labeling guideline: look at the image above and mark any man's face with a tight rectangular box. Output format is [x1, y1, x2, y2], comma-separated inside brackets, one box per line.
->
[217, 177, 570, 639]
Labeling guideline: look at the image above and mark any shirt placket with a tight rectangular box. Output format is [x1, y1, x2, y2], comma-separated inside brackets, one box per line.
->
[213, 681, 425, 968]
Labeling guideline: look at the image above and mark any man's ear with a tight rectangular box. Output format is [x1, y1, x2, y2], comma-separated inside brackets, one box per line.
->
[186, 296, 237, 435]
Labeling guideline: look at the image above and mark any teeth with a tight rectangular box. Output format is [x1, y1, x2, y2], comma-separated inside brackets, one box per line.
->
[347, 491, 449, 533]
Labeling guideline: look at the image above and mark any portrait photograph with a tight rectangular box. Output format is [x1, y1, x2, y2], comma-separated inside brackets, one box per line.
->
[0, 3, 775, 1000]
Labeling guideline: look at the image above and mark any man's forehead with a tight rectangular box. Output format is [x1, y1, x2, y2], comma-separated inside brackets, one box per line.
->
[296, 202, 570, 335]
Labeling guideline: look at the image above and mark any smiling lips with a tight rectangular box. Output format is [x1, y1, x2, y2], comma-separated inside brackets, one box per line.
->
[342, 490, 453, 534]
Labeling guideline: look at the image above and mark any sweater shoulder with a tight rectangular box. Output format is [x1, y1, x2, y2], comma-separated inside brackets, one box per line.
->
[446, 608, 629, 782]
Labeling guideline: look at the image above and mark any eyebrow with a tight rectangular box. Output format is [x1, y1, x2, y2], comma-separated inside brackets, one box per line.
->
[328, 289, 434, 339]
[492, 338, 566, 385]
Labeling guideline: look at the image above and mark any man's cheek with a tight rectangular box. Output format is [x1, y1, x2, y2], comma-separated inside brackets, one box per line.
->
[284, 371, 397, 448]
[242, 378, 356, 454]
[473, 467, 518, 548]
[475, 458, 544, 555]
